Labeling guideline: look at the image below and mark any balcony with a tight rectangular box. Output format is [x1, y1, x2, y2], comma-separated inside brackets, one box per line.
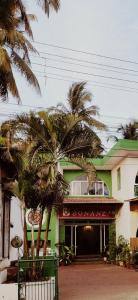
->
[69, 181, 109, 196]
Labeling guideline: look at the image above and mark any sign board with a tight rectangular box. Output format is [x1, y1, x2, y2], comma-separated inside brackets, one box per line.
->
[59, 206, 116, 219]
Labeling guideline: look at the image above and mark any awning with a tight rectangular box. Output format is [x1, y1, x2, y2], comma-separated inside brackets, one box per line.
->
[64, 197, 122, 204]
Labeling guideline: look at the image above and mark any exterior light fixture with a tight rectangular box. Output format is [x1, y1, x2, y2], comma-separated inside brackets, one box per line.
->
[84, 225, 93, 231]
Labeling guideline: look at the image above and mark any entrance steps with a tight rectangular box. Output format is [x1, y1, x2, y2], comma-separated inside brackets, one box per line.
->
[73, 255, 104, 265]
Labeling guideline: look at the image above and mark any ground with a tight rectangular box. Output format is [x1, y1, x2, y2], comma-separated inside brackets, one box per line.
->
[59, 263, 138, 300]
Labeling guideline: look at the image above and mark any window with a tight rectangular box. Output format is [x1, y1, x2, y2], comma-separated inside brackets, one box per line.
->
[134, 172, 138, 196]
[117, 167, 121, 190]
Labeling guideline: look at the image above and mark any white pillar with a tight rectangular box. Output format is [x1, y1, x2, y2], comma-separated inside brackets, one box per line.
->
[100, 225, 102, 253]
[71, 226, 73, 249]
[75, 225, 77, 256]
[104, 225, 106, 249]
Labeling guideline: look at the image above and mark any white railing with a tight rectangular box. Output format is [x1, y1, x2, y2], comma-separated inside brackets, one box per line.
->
[134, 184, 138, 196]
[69, 181, 109, 196]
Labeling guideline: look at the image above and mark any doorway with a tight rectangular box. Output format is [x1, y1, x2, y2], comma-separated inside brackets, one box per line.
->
[65, 223, 110, 256]
[76, 225, 100, 255]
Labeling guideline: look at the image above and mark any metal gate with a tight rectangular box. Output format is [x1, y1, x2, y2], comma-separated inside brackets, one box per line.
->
[18, 257, 58, 300]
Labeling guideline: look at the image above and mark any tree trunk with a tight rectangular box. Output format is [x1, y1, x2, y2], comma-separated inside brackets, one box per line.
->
[23, 209, 28, 257]
[43, 207, 52, 257]
[31, 210, 35, 260]
[36, 208, 43, 257]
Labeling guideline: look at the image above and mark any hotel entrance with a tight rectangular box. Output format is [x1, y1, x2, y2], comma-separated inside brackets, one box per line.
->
[64, 222, 110, 256]
[76, 225, 100, 255]
[59, 204, 118, 257]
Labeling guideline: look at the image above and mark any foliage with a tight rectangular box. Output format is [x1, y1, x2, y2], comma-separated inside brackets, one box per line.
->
[109, 224, 116, 261]
[1, 82, 105, 257]
[132, 251, 138, 265]
[49, 82, 106, 157]
[0, 135, 6, 145]
[118, 121, 138, 140]
[0, 1, 40, 101]
[0, 0, 60, 101]
[116, 235, 131, 264]
[57, 243, 74, 266]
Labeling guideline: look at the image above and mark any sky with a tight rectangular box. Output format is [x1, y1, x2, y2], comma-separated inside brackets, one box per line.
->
[1, 0, 138, 149]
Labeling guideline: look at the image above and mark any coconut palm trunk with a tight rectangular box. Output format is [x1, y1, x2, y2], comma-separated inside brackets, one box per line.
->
[31, 210, 35, 260]
[36, 208, 44, 257]
[43, 207, 52, 256]
[23, 208, 28, 257]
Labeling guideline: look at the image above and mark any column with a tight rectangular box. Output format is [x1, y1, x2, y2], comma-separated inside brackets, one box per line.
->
[100, 225, 102, 253]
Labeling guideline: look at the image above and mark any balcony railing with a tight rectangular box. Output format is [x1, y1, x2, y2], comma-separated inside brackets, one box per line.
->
[134, 184, 138, 196]
[69, 181, 109, 196]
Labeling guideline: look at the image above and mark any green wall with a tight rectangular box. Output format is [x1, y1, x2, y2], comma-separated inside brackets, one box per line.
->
[26, 169, 112, 250]
[64, 170, 85, 183]
[59, 223, 65, 244]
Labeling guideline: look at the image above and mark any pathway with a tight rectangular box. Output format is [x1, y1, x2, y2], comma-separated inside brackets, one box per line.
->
[59, 263, 138, 300]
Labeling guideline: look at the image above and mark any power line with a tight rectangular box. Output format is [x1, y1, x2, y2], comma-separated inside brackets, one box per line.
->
[30, 52, 138, 74]
[40, 72, 138, 93]
[30, 70, 138, 94]
[34, 41, 138, 66]
[14, 64, 138, 95]
[31, 62, 138, 85]
[29, 71, 138, 94]
[45, 76, 138, 94]
[30, 56, 138, 77]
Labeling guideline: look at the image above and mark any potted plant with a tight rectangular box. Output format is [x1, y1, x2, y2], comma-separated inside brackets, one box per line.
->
[103, 245, 109, 263]
[116, 235, 131, 267]
[109, 224, 116, 263]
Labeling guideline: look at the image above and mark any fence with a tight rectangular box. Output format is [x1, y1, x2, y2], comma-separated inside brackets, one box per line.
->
[18, 257, 58, 300]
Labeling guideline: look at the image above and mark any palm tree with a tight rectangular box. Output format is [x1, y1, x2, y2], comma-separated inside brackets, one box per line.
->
[50, 82, 106, 156]
[13, 104, 105, 255]
[0, 0, 60, 101]
[1, 121, 39, 257]
[118, 121, 138, 140]
[0, 2, 40, 102]
[51, 82, 106, 129]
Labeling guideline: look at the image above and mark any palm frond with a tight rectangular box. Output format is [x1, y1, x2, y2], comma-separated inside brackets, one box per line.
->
[68, 156, 96, 183]
[83, 115, 107, 130]
[37, 0, 60, 16]
[11, 51, 40, 94]
[38, 111, 57, 147]
[68, 82, 91, 112]
[117, 121, 138, 140]
[0, 47, 20, 102]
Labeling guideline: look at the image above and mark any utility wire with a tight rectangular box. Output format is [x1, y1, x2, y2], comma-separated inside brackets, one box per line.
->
[30, 52, 138, 74]
[35, 71, 138, 92]
[31, 62, 138, 85]
[30, 56, 138, 77]
[31, 72, 138, 94]
[33, 41, 138, 66]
